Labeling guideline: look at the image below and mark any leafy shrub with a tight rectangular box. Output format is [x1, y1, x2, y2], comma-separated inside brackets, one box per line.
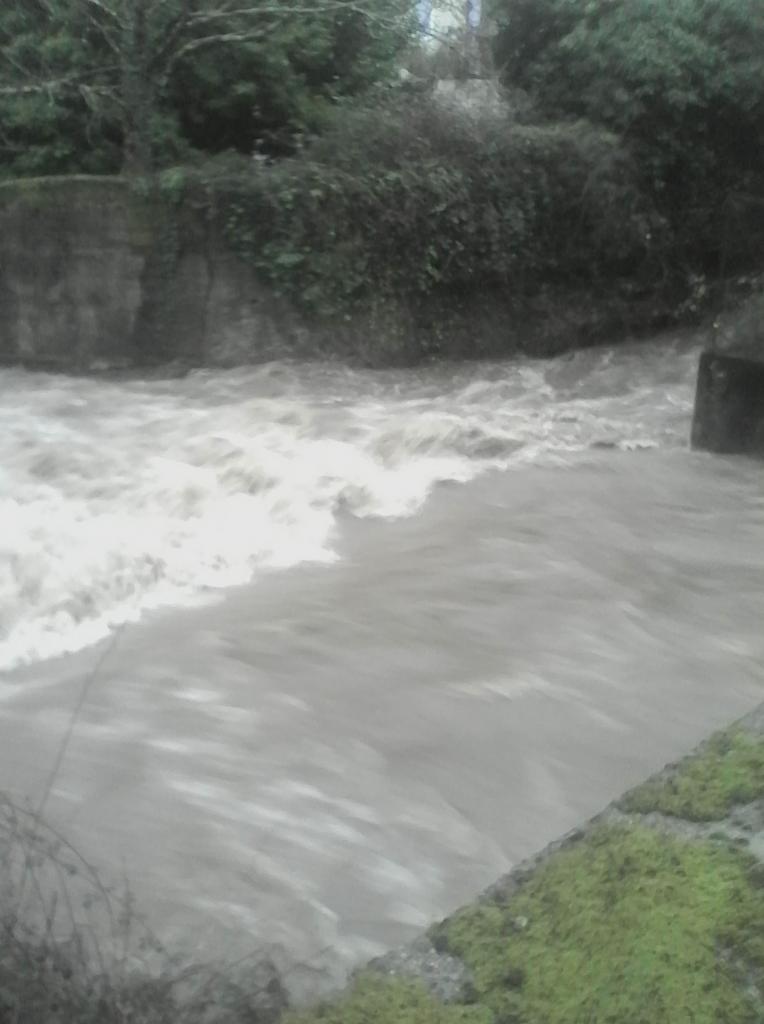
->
[491, 0, 764, 266]
[202, 94, 662, 318]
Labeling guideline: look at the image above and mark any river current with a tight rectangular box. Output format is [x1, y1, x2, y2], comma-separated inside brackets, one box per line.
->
[1, 336, 763, 991]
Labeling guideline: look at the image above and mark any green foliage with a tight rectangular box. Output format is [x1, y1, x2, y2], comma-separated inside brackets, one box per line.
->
[433, 824, 764, 1024]
[0, 0, 412, 177]
[170, 1, 413, 158]
[491, 0, 764, 264]
[205, 95, 661, 320]
[287, 975, 490, 1024]
[0, 0, 121, 175]
[621, 729, 764, 821]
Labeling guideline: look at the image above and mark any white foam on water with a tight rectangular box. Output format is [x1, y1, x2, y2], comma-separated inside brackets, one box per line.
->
[0, 340, 698, 669]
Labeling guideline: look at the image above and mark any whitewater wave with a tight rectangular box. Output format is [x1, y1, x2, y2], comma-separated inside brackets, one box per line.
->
[0, 340, 697, 669]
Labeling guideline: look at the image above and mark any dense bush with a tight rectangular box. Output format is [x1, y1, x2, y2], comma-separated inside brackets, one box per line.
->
[490, 0, 764, 267]
[201, 95, 662, 318]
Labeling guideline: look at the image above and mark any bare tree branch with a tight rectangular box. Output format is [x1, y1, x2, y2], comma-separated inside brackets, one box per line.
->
[1, 79, 83, 97]
[188, 0, 391, 20]
[81, 0, 124, 27]
[149, 0, 194, 75]
[79, 0, 125, 55]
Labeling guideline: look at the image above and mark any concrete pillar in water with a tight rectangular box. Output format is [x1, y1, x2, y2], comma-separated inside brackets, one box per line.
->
[691, 350, 764, 456]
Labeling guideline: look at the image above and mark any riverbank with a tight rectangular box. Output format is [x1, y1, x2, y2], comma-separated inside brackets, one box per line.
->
[302, 704, 764, 1024]
[2, 162, 760, 373]
[0, 162, 696, 373]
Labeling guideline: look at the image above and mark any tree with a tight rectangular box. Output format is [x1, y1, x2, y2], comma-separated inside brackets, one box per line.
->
[490, 0, 764, 266]
[0, 0, 414, 175]
[170, 1, 413, 157]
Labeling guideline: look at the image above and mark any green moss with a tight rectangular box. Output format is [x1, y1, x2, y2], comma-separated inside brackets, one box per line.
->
[621, 729, 764, 821]
[433, 825, 764, 1024]
[286, 975, 491, 1024]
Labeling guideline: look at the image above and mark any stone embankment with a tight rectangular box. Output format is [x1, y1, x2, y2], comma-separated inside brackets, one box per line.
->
[0, 175, 678, 372]
[0, 176, 305, 370]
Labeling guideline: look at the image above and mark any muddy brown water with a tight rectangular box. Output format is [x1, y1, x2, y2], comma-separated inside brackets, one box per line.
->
[1, 336, 763, 993]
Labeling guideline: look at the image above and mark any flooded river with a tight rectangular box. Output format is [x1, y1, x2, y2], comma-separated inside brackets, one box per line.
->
[1, 336, 763, 992]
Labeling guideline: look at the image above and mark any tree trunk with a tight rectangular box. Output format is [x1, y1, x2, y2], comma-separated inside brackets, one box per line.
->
[120, 0, 154, 174]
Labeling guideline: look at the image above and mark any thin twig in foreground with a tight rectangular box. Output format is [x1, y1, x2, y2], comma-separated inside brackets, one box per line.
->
[36, 624, 125, 822]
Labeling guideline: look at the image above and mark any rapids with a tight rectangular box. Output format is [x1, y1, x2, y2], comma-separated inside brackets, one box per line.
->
[1, 336, 763, 993]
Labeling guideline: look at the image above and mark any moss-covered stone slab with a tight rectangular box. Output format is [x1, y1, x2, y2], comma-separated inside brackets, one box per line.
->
[291, 824, 764, 1024]
[431, 824, 764, 1024]
[621, 727, 764, 822]
[286, 708, 764, 1024]
[286, 975, 491, 1024]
